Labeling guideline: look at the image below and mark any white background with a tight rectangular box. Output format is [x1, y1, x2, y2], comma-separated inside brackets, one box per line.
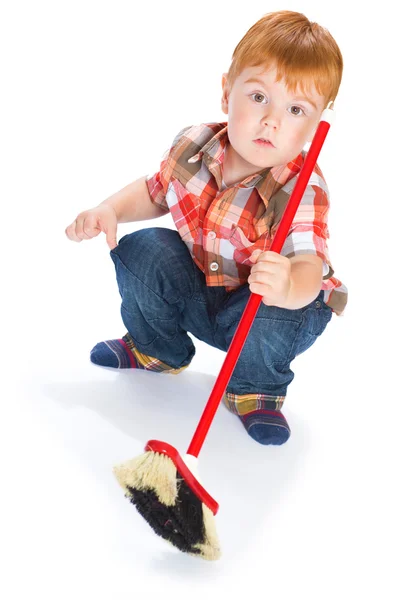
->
[1, 1, 400, 598]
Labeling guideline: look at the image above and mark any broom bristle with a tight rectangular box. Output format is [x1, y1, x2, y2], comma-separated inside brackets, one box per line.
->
[113, 451, 221, 560]
[190, 503, 221, 561]
[114, 451, 177, 505]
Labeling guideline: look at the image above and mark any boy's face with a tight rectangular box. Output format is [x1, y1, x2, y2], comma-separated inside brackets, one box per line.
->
[221, 64, 327, 174]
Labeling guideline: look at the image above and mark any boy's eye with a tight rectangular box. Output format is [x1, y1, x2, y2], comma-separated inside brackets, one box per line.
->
[251, 93, 267, 104]
[251, 94, 306, 116]
[289, 106, 305, 116]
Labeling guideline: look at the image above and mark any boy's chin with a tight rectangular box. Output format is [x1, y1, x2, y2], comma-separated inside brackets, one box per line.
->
[247, 155, 278, 170]
[235, 151, 273, 170]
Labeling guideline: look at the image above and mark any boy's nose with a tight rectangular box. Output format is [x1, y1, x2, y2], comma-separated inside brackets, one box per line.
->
[262, 105, 279, 128]
[261, 111, 279, 128]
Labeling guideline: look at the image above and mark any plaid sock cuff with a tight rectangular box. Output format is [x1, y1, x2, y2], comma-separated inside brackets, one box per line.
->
[223, 392, 285, 416]
[122, 333, 189, 374]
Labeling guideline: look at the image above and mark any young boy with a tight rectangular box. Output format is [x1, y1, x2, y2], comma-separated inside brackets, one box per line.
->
[65, 10, 348, 446]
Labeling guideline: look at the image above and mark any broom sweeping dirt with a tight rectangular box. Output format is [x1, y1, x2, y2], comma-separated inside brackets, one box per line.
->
[113, 103, 335, 560]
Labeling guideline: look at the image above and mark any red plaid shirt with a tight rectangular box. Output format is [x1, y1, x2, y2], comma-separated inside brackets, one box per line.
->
[146, 122, 348, 315]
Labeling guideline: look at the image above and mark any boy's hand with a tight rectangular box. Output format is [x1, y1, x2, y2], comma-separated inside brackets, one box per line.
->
[248, 250, 292, 308]
[65, 205, 118, 250]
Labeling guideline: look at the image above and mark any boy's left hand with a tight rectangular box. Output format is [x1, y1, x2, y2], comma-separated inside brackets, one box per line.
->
[248, 250, 292, 308]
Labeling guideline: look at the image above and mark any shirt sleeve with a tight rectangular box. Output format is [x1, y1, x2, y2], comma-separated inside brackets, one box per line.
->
[279, 182, 334, 280]
[146, 126, 192, 212]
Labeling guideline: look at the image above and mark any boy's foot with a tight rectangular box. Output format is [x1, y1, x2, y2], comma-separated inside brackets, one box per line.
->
[239, 409, 291, 445]
[90, 333, 188, 374]
[90, 334, 144, 369]
[223, 393, 291, 445]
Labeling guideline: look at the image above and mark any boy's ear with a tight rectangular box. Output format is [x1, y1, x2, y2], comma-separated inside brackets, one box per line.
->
[221, 72, 229, 115]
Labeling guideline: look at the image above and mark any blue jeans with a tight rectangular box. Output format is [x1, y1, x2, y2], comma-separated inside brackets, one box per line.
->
[110, 227, 332, 398]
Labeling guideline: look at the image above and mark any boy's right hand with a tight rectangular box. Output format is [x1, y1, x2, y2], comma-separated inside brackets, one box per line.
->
[65, 205, 118, 250]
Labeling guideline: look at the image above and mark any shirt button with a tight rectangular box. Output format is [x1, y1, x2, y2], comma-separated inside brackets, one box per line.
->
[315, 301, 321, 308]
[208, 231, 216, 239]
[210, 262, 219, 272]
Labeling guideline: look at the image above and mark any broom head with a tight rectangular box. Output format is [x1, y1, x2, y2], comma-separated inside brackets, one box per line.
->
[113, 440, 221, 560]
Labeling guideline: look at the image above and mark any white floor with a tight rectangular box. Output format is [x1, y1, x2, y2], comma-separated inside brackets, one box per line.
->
[4, 297, 399, 598]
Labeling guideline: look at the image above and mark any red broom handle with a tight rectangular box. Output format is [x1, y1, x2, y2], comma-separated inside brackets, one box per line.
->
[187, 104, 334, 458]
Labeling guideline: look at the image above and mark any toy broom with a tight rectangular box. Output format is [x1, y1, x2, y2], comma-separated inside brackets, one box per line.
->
[113, 103, 335, 560]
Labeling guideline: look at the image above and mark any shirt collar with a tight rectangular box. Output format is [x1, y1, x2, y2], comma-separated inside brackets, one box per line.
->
[187, 123, 304, 205]
[187, 124, 228, 166]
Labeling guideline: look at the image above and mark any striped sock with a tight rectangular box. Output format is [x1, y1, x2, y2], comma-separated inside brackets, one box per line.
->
[239, 410, 291, 445]
[90, 335, 143, 369]
[90, 333, 188, 374]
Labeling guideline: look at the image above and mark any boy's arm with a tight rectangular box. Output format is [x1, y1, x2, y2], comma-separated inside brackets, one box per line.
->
[285, 254, 324, 310]
[99, 176, 167, 223]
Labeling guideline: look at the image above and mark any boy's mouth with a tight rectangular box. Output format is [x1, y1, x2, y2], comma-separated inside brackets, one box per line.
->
[254, 138, 275, 148]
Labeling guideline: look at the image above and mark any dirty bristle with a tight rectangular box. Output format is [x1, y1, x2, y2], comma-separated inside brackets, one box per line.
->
[127, 478, 205, 555]
[113, 450, 221, 560]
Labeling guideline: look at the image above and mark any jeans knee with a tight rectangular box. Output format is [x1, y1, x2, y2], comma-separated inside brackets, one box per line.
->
[112, 228, 150, 260]
[111, 227, 195, 302]
[110, 228, 163, 275]
[112, 227, 184, 267]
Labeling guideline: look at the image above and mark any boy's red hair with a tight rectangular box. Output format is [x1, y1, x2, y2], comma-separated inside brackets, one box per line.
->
[226, 11, 343, 107]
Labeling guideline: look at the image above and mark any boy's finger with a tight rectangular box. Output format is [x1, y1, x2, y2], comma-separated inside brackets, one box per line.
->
[107, 238, 118, 250]
[75, 217, 92, 240]
[105, 227, 117, 250]
[65, 221, 82, 242]
[250, 250, 263, 261]
[82, 216, 101, 238]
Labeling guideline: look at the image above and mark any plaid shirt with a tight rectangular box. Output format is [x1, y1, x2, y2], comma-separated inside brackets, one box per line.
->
[146, 122, 348, 316]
